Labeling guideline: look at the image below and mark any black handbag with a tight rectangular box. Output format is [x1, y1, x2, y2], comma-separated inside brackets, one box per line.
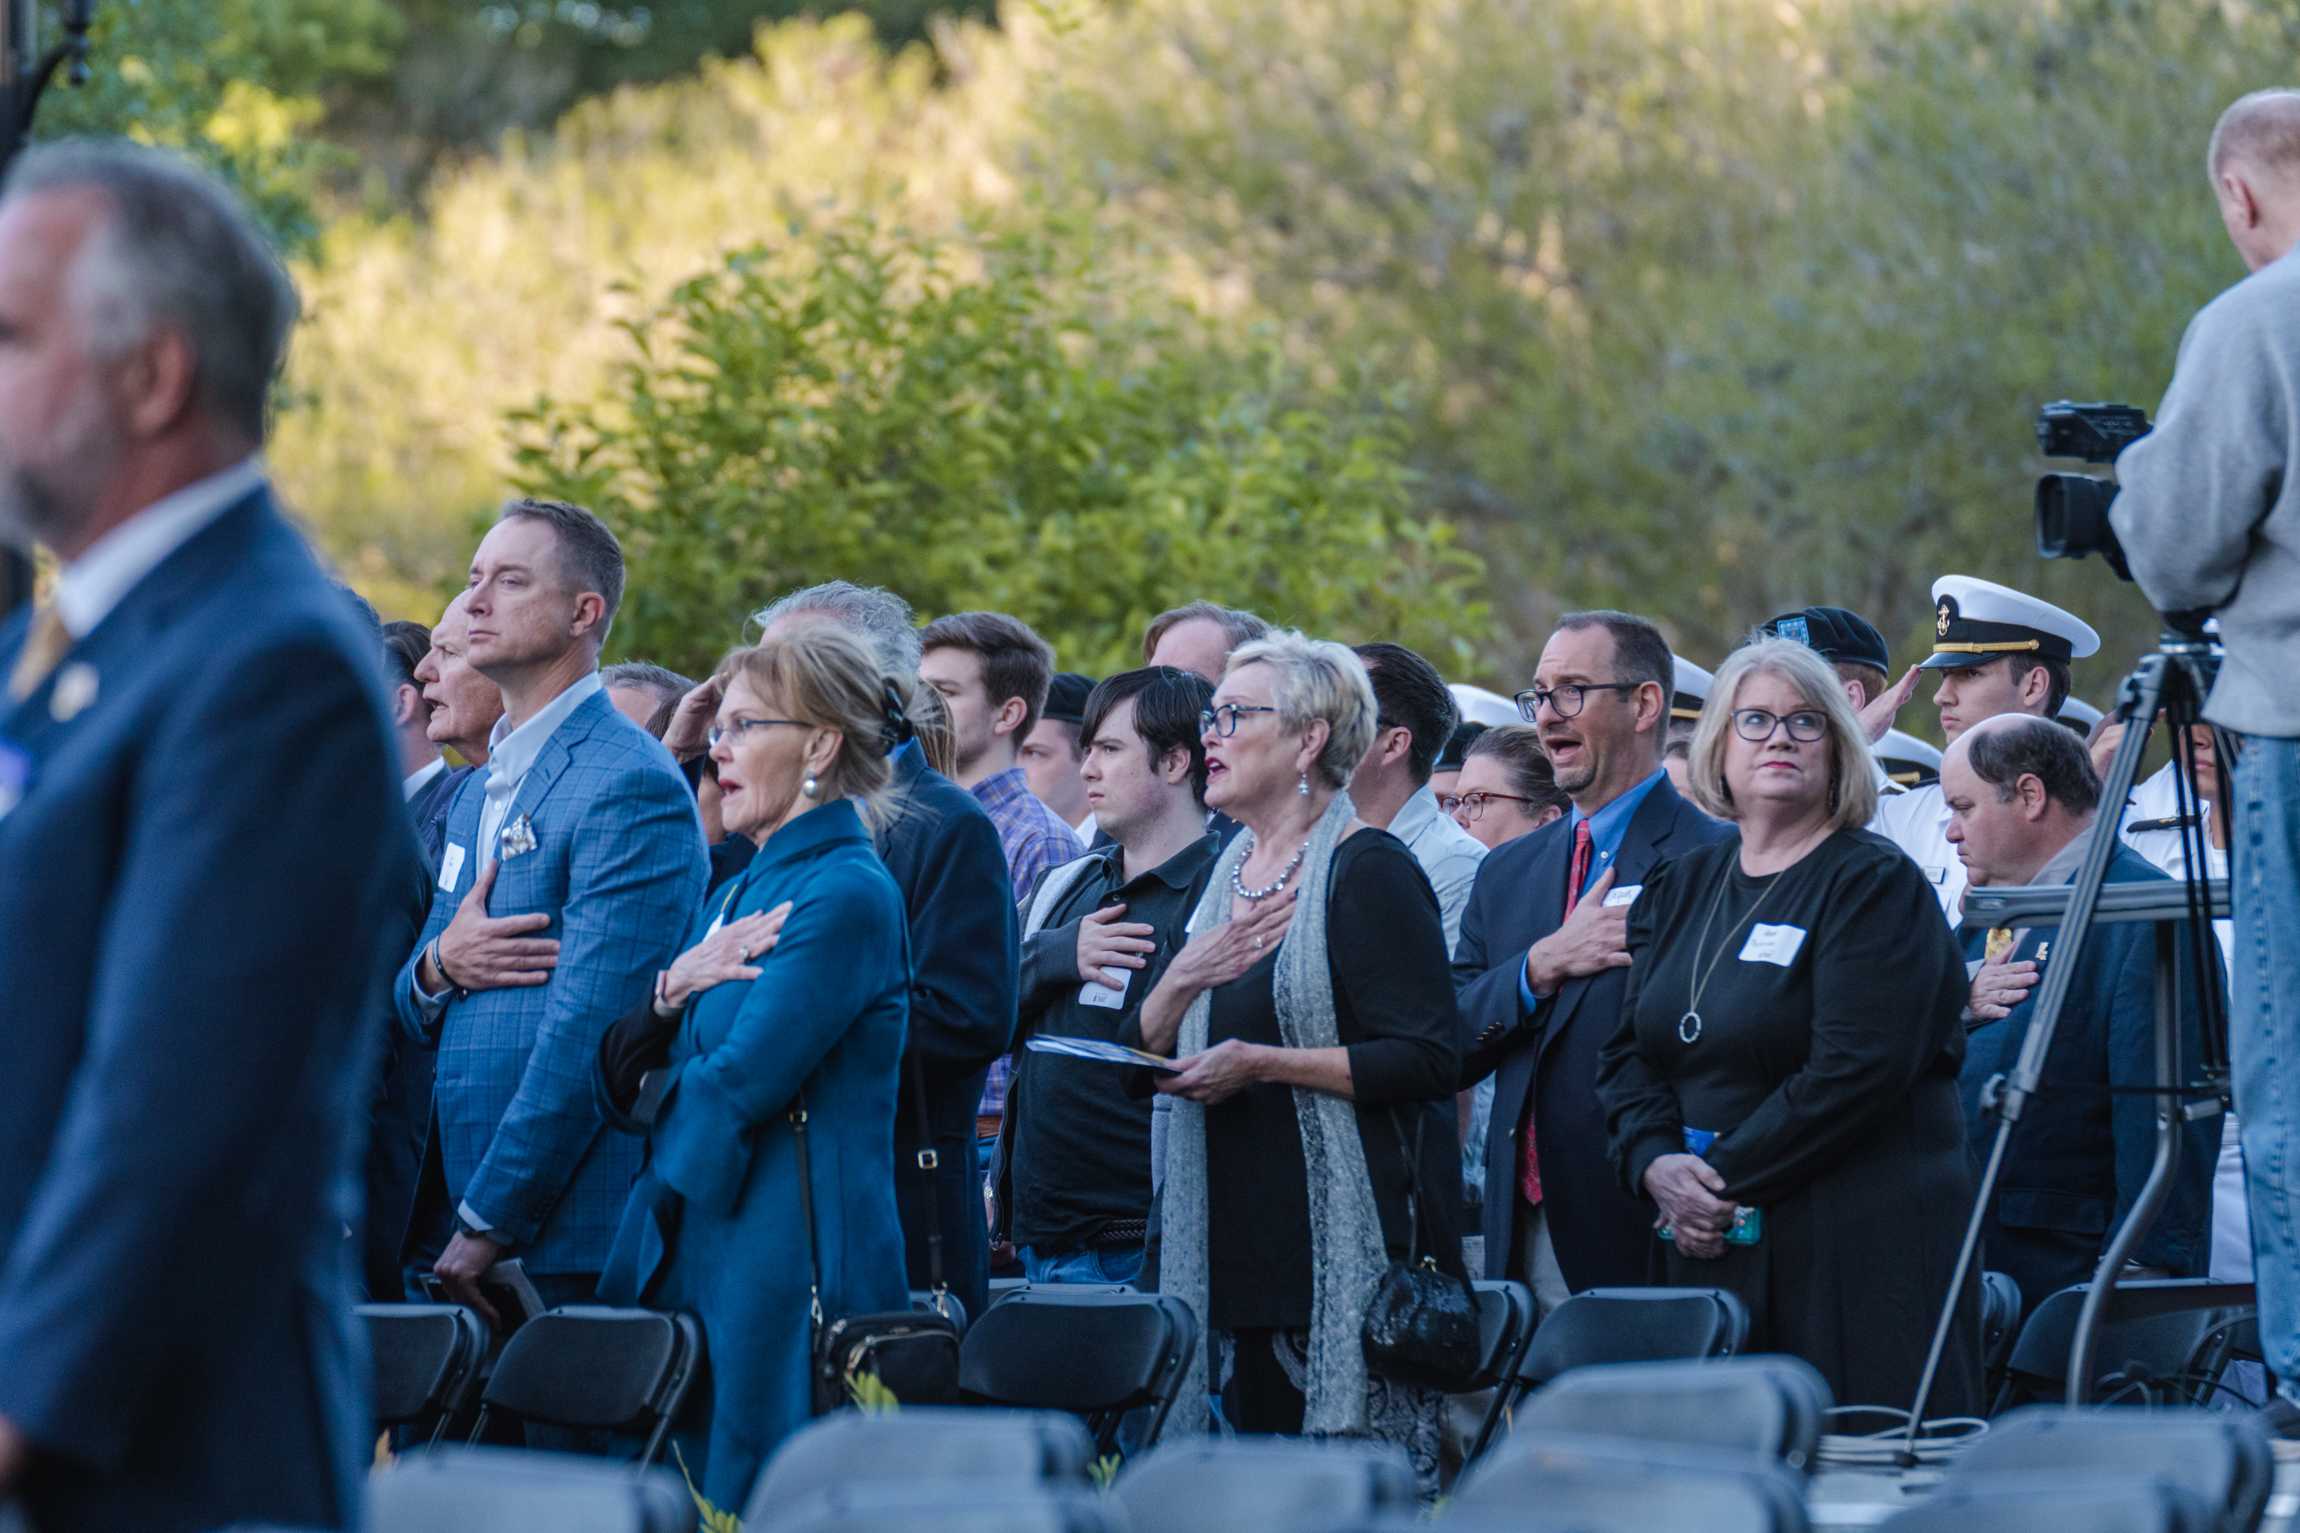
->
[791, 1062, 961, 1413]
[1360, 1108, 1480, 1392]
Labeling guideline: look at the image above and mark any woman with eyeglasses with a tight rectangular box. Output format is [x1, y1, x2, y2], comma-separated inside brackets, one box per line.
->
[1594, 638, 1982, 1414]
[1446, 723, 1571, 851]
[1134, 631, 1465, 1491]
[592, 627, 913, 1508]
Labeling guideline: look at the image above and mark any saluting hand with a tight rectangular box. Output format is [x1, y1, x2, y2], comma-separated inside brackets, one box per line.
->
[1967, 949, 2039, 1022]
[660, 673, 724, 763]
[436, 860, 559, 991]
[1858, 665, 1921, 744]
[1076, 903, 1158, 987]
[1524, 868, 1631, 997]
[661, 903, 792, 1011]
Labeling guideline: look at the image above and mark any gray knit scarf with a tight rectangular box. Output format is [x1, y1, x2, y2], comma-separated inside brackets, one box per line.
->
[1159, 790, 1389, 1434]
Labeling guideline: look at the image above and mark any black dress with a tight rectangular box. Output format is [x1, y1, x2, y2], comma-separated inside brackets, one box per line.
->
[1595, 828, 1983, 1416]
[1200, 830, 1467, 1423]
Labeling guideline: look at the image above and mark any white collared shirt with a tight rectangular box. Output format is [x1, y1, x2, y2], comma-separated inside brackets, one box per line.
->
[1388, 783, 1489, 954]
[402, 755, 447, 804]
[52, 458, 267, 638]
[475, 671, 603, 866]
[1871, 779, 1964, 924]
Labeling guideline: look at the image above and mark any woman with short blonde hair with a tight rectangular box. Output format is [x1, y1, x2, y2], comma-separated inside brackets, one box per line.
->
[1595, 637, 1981, 1414]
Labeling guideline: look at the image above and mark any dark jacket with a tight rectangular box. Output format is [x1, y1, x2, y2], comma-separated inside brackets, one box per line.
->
[1958, 844, 2220, 1313]
[1455, 775, 1730, 1291]
[0, 487, 415, 1532]
[878, 743, 1022, 1318]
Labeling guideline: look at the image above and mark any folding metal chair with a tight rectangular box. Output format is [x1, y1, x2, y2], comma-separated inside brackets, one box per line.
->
[766, 1484, 1125, 1533]
[1877, 1473, 2217, 1533]
[1495, 1355, 1831, 1474]
[1949, 1407, 2272, 1533]
[957, 1287, 1198, 1454]
[1994, 1278, 2255, 1411]
[367, 1445, 695, 1533]
[466, 1306, 702, 1468]
[1470, 1285, 1750, 1457]
[1113, 1438, 1416, 1533]
[1980, 1270, 2023, 1390]
[743, 1409, 1095, 1528]
[1452, 1430, 1811, 1533]
[359, 1302, 490, 1447]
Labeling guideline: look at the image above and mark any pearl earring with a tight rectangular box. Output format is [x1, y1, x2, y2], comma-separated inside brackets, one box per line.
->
[1297, 772, 1310, 797]
[802, 775, 820, 800]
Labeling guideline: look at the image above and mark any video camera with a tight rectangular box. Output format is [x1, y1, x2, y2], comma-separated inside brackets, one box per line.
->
[2034, 400, 2151, 579]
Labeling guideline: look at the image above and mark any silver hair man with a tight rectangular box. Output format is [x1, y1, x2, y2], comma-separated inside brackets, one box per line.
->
[751, 579, 923, 680]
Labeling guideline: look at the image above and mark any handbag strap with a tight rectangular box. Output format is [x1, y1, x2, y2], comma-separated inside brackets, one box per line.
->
[790, 1097, 827, 1331]
[1389, 1106, 1473, 1294]
[907, 1057, 949, 1302]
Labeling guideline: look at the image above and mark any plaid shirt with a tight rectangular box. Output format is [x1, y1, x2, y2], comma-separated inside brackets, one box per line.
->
[972, 766, 1086, 1124]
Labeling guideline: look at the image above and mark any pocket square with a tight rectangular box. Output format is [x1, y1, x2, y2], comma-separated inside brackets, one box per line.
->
[500, 814, 539, 860]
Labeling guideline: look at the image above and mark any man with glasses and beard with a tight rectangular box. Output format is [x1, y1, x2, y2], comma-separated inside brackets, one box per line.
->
[1454, 612, 1731, 1314]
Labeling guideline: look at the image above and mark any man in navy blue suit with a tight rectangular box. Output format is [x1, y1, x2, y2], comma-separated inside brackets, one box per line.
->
[1456, 612, 1732, 1312]
[0, 142, 415, 1530]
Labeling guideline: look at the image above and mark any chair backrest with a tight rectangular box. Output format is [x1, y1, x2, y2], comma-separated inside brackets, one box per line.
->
[1451, 1431, 1810, 1533]
[1503, 1356, 1831, 1473]
[958, 1288, 1198, 1450]
[1878, 1473, 2218, 1533]
[1517, 1286, 1750, 1387]
[2001, 1281, 2256, 1408]
[767, 1485, 1126, 1533]
[1466, 1280, 1537, 1392]
[360, 1303, 489, 1431]
[742, 1407, 1094, 1526]
[1980, 1271, 2023, 1373]
[1113, 1438, 1416, 1533]
[368, 1446, 696, 1533]
[1952, 1408, 2272, 1533]
[475, 1307, 701, 1464]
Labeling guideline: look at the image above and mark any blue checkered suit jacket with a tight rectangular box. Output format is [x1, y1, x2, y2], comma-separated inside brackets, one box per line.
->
[394, 686, 706, 1274]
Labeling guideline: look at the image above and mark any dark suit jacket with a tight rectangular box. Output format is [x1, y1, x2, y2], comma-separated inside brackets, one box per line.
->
[1957, 845, 2219, 1313]
[1455, 775, 1730, 1291]
[0, 487, 415, 1532]
[879, 743, 1021, 1318]
[406, 760, 471, 869]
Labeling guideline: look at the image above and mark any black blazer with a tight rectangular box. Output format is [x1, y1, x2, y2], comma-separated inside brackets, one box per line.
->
[406, 761, 472, 871]
[877, 744, 1022, 1318]
[1454, 775, 1729, 1290]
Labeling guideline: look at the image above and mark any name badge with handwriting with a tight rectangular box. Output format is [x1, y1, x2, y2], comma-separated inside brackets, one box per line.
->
[1739, 922, 1808, 967]
[438, 842, 467, 894]
[1603, 883, 1643, 908]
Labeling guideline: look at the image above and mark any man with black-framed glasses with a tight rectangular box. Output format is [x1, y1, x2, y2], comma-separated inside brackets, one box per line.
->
[1454, 610, 1731, 1312]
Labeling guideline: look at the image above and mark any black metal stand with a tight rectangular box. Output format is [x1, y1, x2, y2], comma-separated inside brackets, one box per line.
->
[1902, 632, 2233, 1451]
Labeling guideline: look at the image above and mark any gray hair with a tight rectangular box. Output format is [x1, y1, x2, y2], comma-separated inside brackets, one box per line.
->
[1224, 629, 1379, 791]
[6, 140, 298, 443]
[1961, 715, 2102, 815]
[1687, 638, 1878, 830]
[752, 580, 923, 681]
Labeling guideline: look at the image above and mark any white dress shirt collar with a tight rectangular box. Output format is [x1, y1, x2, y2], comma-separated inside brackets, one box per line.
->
[485, 670, 604, 791]
[1387, 783, 1451, 851]
[402, 754, 448, 803]
[53, 457, 268, 637]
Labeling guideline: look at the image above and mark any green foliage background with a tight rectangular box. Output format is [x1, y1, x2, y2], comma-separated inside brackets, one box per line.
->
[31, 0, 2288, 714]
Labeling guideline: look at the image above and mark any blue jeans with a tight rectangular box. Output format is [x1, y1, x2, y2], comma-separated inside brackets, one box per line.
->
[2231, 736, 2300, 1400]
[1018, 1242, 1145, 1287]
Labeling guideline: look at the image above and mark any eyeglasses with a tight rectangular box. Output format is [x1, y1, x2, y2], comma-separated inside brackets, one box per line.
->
[706, 716, 810, 749]
[1514, 681, 1641, 721]
[1441, 790, 1537, 823]
[1199, 703, 1280, 738]
[1730, 708, 1828, 743]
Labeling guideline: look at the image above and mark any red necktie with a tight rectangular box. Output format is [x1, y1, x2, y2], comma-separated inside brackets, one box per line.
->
[1520, 819, 1595, 1210]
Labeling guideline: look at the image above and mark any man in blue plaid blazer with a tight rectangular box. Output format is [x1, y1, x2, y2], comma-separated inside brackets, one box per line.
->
[394, 500, 706, 1307]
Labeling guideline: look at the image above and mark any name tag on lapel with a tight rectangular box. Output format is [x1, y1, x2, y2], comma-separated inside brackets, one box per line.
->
[438, 842, 467, 894]
[1923, 864, 1952, 886]
[1080, 970, 1131, 1009]
[1739, 923, 1808, 967]
[1603, 883, 1643, 908]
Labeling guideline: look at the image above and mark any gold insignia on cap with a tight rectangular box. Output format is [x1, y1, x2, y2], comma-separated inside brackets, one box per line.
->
[1936, 598, 1955, 638]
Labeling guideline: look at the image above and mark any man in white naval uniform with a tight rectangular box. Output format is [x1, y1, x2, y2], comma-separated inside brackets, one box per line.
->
[1868, 574, 2101, 923]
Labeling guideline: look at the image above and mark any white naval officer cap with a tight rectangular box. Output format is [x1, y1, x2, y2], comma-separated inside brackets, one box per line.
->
[1916, 574, 2100, 671]
[1447, 683, 1521, 729]
[2057, 695, 2104, 733]
[1877, 727, 1942, 787]
[1670, 654, 1713, 722]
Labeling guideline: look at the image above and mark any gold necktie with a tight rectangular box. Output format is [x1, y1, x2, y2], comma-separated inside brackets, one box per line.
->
[1984, 927, 2016, 964]
[7, 604, 71, 701]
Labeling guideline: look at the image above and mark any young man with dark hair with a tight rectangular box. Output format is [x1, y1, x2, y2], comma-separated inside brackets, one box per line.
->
[1349, 641, 1487, 951]
[996, 667, 1220, 1286]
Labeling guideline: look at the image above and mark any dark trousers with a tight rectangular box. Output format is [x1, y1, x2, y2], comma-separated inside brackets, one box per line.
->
[1226, 1328, 1306, 1435]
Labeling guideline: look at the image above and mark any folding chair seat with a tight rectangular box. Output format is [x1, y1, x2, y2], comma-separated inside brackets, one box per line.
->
[769, 1485, 1125, 1533]
[1995, 1279, 2256, 1410]
[1949, 1407, 2271, 1533]
[1472, 1285, 1750, 1455]
[957, 1287, 1198, 1453]
[1450, 1431, 1810, 1533]
[742, 1406, 1094, 1526]
[1878, 1473, 2217, 1533]
[359, 1302, 489, 1445]
[367, 1446, 695, 1533]
[1498, 1355, 1830, 1473]
[468, 1306, 702, 1467]
[1113, 1438, 1415, 1533]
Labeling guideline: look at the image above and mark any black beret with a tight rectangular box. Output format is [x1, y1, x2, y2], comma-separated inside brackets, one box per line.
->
[1761, 605, 1890, 673]
[1043, 671, 1096, 725]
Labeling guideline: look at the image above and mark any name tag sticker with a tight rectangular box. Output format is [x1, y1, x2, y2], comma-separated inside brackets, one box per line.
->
[1739, 923, 1808, 967]
[1924, 864, 1951, 886]
[438, 842, 467, 894]
[1080, 970, 1131, 1009]
[1602, 883, 1643, 908]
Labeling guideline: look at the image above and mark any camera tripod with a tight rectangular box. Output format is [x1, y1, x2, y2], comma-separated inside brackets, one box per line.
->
[1901, 628, 2236, 1453]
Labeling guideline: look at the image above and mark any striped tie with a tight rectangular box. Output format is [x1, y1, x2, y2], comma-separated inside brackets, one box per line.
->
[6, 604, 71, 701]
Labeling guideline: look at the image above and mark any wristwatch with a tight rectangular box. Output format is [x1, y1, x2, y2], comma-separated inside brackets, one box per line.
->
[455, 1214, 493, 1244]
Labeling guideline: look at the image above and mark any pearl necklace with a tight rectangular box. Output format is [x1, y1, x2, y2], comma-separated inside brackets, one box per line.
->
[1231, 832, 1309, 901]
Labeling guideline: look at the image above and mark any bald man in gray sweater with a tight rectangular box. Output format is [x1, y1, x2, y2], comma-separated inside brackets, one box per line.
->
[2111, 86, 2300, 1438]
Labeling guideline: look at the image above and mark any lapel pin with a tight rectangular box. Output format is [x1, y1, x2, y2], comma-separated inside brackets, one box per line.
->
[50, 663, 98, 723]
